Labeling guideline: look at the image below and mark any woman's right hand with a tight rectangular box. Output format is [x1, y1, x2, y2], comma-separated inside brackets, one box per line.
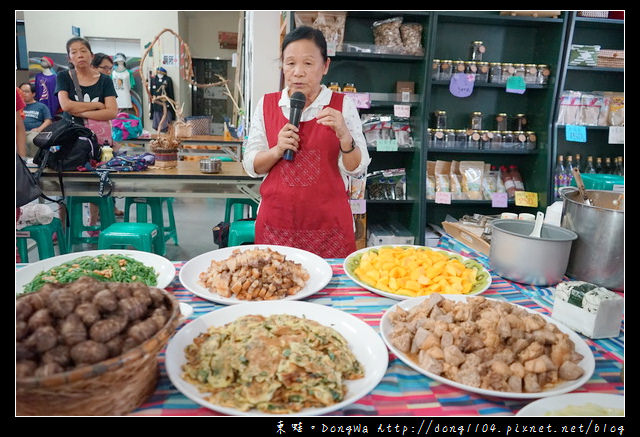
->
[274, 123, 300, 158]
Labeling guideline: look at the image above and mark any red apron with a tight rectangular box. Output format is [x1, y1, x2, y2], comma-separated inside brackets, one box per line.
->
[255, 92, 356, 258]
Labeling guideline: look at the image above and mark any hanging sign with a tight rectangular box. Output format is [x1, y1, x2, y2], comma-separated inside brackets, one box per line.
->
[491, 192, 509, 208]
[394, 104, 411, 118]
[449, 73, 475, 98]
[565, 125, 587, 142]
[515, 191, 539, 207]
[376, 139, 398, 152]
[506, 76, 526, 94]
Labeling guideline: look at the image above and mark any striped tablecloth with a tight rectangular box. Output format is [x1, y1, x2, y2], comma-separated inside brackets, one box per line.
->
[131, 234, 624, 416]
[16, 234, 624, 416]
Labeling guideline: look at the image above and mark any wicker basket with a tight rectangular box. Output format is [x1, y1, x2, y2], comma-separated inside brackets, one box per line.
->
[16, 289, 180, 416]
[151, 148, 179, 169]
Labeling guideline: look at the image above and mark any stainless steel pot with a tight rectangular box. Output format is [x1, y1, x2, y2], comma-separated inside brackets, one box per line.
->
[560, 187, 624, 290]
[490, 219, 577, 286]
[199, 158, 221, 174]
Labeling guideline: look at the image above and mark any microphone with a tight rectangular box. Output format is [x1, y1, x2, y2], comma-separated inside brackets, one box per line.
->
[283, 91, 306, 161]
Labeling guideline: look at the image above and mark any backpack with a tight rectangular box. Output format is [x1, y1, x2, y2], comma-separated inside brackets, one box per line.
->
[111, 112, 143, 141]
[33, 118, 102, 172]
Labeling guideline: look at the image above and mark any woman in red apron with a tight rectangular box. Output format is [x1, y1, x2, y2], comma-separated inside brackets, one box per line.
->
[244, 26, 369, 258]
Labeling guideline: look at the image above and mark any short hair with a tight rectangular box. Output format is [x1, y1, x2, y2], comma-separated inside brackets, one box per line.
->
[19, 82, 35, 93]
[282, 26, 328, 62]
[92, 52, 113, 69]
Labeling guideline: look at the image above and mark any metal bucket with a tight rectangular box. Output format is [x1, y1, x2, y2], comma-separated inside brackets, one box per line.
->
[490, 219, 577, 286]
[560, 187, 624, 290]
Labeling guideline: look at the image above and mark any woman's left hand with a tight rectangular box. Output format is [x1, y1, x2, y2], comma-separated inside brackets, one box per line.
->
[316, 107, 350, 143]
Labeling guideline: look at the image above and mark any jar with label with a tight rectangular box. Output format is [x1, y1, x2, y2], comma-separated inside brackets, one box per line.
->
[501, 63, 514, 80]
[432, 59, 441, 80]
[439, 60, 452, 80]
[514, 131, 527, 149]
[470, 112, 483, 130]
[469, 41, 485, 61]
[513, 113, 528, 131]
[495, 113, 508, 131]
[465, 61, 477, 75]
[536, 64, 550, 85]
[328, 82, 341, 92]
[444, 129, 457, 149]
[467, 130, 481, 149]
[343, 83, 357, 92]
[476, 62, 490, 82]
[513, 63, 526, 78]
[489, 62, 503, 83]
[525, 131, 537, 150]
[524, 64, 538, 84]
[490, 131, 503, 150]
[502, 131, 515, 149]
[432, 129, 445, 148]
[455, 129, 468, 149]
[433, 110, 447, 129]
[453, 60, 466, 74]
[480, 130, 492, 150]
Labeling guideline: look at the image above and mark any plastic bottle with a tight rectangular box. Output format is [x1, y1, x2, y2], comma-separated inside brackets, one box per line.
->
[500, 165, 516, 198]
[509, 165, 525, 191]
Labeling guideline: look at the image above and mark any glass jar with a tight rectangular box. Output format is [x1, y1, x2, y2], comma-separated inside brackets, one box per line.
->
[490, 131, 503, 150]
[439, 60, 452, 80]
[480, 130, 492, 150]
[467, 129, 481, 149]
[431, 59, 441, 80]
[489, 62, 502, 83]
[432, 129, 445, 148]
[524, 64, 538, 84]
[502, 131, 515, 149]
[537, 64, 550, 85]
[444, 129, 457, 149]
[476, 62, 490, 82]
[525, 131, 537, 150]
[465, 61, 477, 75]
[513, 113, 528, 131]
[453, 60, 466, 74]
[495, 113, 508, 131]
[514, 131, 527, 149]
[455, 129, 468, 149]
[343, 83, 357, 92]
[328, 82, 341, 92]
[433, 110, 447, 129]
[470, 112, 483, 130]
[501, 63, 514, 80]
[513, 63, 526, 78]
[469, 41, 485, 61]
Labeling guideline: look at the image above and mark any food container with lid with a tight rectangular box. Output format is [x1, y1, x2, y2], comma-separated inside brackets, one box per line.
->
[490, 219, 578, 286]
[199, 157, 222, 174]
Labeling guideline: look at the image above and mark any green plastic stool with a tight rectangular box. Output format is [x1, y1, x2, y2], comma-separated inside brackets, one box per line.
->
[67, 196, 117, 246]
[97, 222, 165, 255]
[124, 197, 179, 245]
[16, 218, 68, 263]
[224, 198, 258, 247]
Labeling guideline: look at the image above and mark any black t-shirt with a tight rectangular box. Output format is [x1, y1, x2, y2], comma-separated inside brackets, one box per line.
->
[55, 70, 117, 125]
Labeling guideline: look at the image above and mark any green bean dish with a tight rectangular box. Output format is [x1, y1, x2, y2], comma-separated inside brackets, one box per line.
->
[21, 254, 158, 294]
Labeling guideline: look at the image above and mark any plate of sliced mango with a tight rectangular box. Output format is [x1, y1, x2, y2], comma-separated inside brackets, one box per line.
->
[343, 245, 491, 300]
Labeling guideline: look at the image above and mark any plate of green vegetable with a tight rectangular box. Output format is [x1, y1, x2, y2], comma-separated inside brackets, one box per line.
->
[16, 250, 175, 295]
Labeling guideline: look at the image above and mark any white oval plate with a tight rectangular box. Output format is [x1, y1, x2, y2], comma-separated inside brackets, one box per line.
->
[15, 249, 176, 295]
[165, 300, 388, 416]
[517, 393, 624, 416]
[179, 245, 333, 305]
[380, 294, 595, 399]
[344, 245, 492, 300]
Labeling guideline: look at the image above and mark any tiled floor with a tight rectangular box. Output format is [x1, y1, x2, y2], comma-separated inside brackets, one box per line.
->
[21, 197, 228, 263]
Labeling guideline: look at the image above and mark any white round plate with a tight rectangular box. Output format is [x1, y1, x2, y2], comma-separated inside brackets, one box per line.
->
[15, 249, 176, 295]
[380, 294, 595, 399]
[179, 245, 333, 304]
[344, 245, 492, 300]
[517, 393, 624, 416]
[165, 300, 388, 416]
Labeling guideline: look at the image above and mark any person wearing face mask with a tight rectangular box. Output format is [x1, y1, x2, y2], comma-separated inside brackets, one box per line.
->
[150, 66, 175, 132]
[111, 53, 136, 113]
[34, 56, 60, 117]
[243, 26, 370, 259]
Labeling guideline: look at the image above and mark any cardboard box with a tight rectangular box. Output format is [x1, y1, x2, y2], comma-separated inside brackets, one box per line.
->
[367, 222, 415, 246]
[354, 213, 367, 250]
[441, 221, 490, 255]
[396, 81, 415, 94]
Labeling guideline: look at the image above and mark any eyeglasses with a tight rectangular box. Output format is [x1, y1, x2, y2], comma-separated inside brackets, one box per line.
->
[98, 65, 113, 73]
